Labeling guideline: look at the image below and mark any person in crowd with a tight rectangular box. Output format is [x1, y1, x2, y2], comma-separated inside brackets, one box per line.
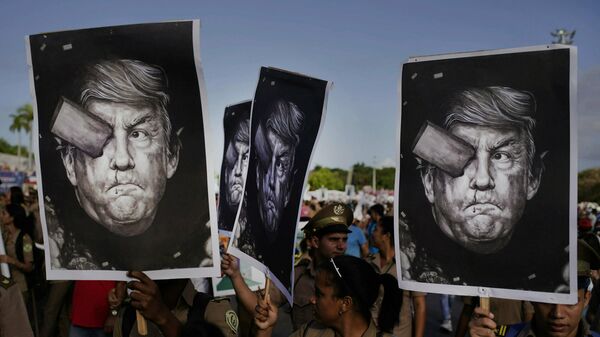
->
[345, 218, 368, 258]
[366, 204, 384, 254]
[222, 202, 352, 331]
[0, 204, 34, 302]
[0, 271, 34, 337]
[253, 255, 402, 337]
[440, 294, 455, 333]
[369, 215, 426, 337]
[69, 280, 116, 337]
[468, 239, 600, 337]
[115, 271, 235, 337]
[454, 297, 533, 337]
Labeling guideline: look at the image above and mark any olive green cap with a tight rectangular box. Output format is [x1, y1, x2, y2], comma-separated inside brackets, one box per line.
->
[303, 202, 352, 237]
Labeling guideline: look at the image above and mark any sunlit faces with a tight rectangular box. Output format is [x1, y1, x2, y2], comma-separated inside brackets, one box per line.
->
[256, 128, 294, 234]
[61, 100, 179, 237]
[533, 289, 590, 337]
[422, 123, 540, 254]
[225, 140, 249, 208]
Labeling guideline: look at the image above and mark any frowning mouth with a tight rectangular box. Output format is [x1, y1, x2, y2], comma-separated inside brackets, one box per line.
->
[106, 183, 142, 194]
[464, 202, 502, 212]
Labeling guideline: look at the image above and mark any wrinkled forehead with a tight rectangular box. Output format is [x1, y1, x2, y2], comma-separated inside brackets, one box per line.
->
[448, 123, 526, 148]
[266, 127, 294, 152]
[87, 100, 160, 126]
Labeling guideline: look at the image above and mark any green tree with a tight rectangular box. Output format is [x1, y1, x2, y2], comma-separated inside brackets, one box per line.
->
[17, 104, 34, 170]
[308, 167, 345, 190]
[579, 168, 600, 203]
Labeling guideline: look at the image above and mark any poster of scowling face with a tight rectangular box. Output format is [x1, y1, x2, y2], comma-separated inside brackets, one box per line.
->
[396, 45, 577, 303]
[218, 101, 251, 234]
[229, 67, 330, 302]
[27, 21, 220, 280]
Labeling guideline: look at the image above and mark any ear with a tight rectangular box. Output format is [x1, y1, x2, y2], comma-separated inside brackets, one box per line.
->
[341, 296, 353, 313]
[309, 235, 319, 250]
[166, 146, 180, 179]
[60, 147, 78, 187]
[420, 168, 435, 204]
[526, 151, 547, 200]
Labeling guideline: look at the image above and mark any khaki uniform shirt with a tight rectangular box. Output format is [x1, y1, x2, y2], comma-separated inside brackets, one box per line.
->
[289, 319, 393, 337]
[367, 253, 426, 337]
[0, 276, 33, 337]
[5, 229, 33, 293]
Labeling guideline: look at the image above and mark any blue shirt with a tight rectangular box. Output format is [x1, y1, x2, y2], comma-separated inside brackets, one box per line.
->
[345, 224, 367, 257]
[367, 220, 380, 254]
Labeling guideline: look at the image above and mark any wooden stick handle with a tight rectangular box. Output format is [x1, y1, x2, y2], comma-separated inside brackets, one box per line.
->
[264, 277, 271, 304]
[480, 296, 490, 311]
[136, 310, 148, 336]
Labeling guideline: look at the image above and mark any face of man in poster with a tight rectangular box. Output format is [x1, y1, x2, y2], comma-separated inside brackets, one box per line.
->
[255, 100, 303, 235]
[225, 129, 249, 210]
[59, 59, 180, 238]
[420, 87, 543, 254]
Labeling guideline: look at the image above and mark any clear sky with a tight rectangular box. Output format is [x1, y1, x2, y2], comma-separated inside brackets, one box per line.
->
[1, 0, 599, 175]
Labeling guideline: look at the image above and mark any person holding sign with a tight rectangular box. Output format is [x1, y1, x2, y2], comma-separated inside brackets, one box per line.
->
[469, 239, 600, 337]
[253, 255, 401, 337]
[222, 202, 353, 330]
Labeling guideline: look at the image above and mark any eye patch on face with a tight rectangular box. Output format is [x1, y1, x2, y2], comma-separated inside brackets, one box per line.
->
[51, 96, 112, 158]
[412, 121, 475, 177]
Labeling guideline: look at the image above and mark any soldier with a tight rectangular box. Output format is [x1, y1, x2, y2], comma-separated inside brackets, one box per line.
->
[222, 202, 352, 331]
[0, 274, 34, 337]
[469, 239, 600, 337]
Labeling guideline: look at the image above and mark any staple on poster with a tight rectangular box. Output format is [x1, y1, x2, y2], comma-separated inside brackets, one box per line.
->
[62, 44, 73, 51]
[403, 101, 408, 106]
[173, 252, 181, 258]
[35, 75, 39, 80]
[45, 196, 51, 202]
[411, 73, 418, 80]
[528, 274, 537, 280]
[453, 277, 460, 282]
[40, 43, 46, 51]
[433, 72, 443, 79]
[101, 261, 109, 267]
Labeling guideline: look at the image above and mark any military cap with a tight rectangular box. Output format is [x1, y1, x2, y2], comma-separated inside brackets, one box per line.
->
[303, 202, 352, 237]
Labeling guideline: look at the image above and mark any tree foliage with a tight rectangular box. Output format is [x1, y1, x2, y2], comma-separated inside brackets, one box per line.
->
[308, 163, 396, 191]
[579, 168, 600, 203]
[0, 138, 29, 157]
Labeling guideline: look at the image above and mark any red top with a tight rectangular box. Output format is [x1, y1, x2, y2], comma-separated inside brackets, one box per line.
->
[71, 280, 116, 328]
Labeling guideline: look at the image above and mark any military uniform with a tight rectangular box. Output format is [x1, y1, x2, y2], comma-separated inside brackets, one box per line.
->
[289, 319, 393, 337]
[367, 253, 426, 337]
[0, 275, 33, 337]
[290, 258, 316, 330]
[113, 281, 238, 337]
[495, 321, 600, 337]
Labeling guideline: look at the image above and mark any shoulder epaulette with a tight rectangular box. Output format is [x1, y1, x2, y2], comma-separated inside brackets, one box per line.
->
[0, 276, 15, 289]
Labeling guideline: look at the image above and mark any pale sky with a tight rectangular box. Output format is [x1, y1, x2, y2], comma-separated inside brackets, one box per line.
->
[0, 0, 599, 174]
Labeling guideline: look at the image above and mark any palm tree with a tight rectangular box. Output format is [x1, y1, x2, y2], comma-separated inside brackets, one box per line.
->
[9, 104, 33, 171]
[17, 104, 34, 170]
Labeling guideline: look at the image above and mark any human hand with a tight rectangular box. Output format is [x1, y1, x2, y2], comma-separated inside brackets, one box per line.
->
[221, 253, 241, 278]
[108, 281, 127, 309]
[468, 307, 496, 337]
[254, 290, 277, 330]
[0, 255, 15, 265]
[104, 314, 117, 334]
[127, 271, 172, 326]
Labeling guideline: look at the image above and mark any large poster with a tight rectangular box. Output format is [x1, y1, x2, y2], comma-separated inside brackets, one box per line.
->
[395, 45, 577, 303]
[229, 67, 330, 302]
[27, 21, 220, 280]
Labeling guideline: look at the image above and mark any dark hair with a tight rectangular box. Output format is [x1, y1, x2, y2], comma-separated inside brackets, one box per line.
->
[379, 216, 395, 244]
[368, 204, 384, 217]
[9, 186, 25, 205]
[317, 255, 401, 332]
[5, 204, 27, 230]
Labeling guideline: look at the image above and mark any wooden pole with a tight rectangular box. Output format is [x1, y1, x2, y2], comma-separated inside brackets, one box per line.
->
[480, 296, 490, 311]
[136, 310, 148, 336]
[264, 277, 271, 304]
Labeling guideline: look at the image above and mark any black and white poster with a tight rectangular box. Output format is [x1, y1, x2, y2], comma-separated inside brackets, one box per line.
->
[218, 101, 251, 235]
[229, 67, 330, 303]
[395, 45, 577, 303]
[27, 21, 220, 280]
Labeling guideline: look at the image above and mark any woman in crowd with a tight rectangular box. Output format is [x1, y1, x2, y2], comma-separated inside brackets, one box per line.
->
[0, 204, 34, 301]
[254, 255, 401, 337]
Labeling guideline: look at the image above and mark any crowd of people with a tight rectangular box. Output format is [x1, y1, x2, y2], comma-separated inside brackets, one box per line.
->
[2, 176, 600, 337]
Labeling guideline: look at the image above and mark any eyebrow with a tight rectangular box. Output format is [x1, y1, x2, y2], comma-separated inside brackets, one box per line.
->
[488, 137, 523, 152]
[124, 113, 158, 130]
